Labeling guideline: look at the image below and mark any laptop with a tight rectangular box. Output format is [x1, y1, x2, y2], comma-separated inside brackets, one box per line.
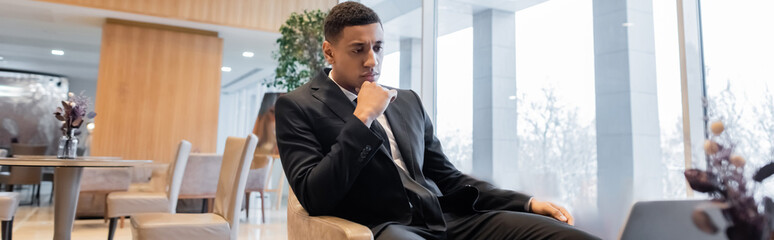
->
[620, 200, 727, 240]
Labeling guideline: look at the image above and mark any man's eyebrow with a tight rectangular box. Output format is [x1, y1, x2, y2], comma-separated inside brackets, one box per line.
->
[347, 40, 384, 47]
[348, 42, 365, 47]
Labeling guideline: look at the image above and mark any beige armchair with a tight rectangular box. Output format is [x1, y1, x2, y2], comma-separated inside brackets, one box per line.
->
[243, 154, 272, 223]
[106, 140, 192, 240]
[131, 135, 257, 240]
[177, 154, 222, 213]
[287, 188, 373, 240]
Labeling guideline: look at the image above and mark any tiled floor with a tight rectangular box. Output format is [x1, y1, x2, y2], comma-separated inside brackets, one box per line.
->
[9, 186, 288, 240]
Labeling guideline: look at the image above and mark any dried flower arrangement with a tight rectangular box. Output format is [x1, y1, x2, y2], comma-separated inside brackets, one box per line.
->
[685, 121, 774, 240]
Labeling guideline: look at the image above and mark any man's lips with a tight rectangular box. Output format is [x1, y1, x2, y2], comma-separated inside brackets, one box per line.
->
[361, 73, 379, 81]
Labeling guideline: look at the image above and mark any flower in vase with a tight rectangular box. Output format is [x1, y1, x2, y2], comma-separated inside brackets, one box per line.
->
[53, 92, 97, 137]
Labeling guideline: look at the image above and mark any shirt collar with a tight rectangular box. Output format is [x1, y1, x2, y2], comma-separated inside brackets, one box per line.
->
[328, 69, 358, 102]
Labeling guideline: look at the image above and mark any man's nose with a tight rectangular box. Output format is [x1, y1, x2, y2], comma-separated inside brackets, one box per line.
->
[364, 48, 377, 68]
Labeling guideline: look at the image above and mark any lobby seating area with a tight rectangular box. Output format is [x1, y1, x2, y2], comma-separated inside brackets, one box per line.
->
[1, 0, 772, 239]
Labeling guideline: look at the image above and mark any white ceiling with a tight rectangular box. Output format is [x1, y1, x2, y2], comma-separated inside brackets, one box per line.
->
[0, 0, 280, 90]
[0, 0, 548, 93]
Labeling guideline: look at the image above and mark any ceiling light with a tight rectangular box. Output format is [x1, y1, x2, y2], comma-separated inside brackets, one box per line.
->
[51, 50, 65, 55]
[508, 96, 517, 100]
[0, 56, 4, 61]
[242, 51, 254, 58]
[221, 66, 232, 72]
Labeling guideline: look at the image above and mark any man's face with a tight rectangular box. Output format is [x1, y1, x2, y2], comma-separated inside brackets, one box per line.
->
[323, 23, 384, 93]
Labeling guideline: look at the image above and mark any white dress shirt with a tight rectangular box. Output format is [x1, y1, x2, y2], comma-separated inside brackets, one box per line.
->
[328, 71, 408, 172]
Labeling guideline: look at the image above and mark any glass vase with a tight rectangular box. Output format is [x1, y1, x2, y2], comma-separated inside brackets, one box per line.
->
[57, 129, 78, 159]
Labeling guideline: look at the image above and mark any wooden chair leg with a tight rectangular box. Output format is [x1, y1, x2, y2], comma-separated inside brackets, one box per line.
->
[260, 191, 265, 223]
[108, 217, 118, 240]
[7, 219, 11, 240]
[119, 216, 124, 229]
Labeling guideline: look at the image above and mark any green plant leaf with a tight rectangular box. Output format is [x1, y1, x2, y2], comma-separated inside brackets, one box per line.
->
[267, 9, 329, 92]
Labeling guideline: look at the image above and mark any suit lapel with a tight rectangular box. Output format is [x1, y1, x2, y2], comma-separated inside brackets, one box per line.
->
[310, 70, 356, 122]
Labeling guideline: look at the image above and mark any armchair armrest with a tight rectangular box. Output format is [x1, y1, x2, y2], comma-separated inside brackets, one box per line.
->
[287, 189, 373, 240]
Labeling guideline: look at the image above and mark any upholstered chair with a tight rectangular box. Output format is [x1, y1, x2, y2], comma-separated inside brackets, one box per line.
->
[287, 188, 373, 240]
[130, 134, 257, 240]
[105, 140, 191, 240]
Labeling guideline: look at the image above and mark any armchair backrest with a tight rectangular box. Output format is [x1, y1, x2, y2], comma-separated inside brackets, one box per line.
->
[213, 134, 257, 240]
[165, 140, 192, 213]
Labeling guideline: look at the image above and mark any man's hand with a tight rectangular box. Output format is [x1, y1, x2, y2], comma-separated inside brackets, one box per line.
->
[529, 198, 574, 225]
[353, 81, 397, 126]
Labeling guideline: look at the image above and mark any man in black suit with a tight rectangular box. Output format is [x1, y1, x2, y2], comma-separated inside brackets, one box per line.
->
[276, 2, 599, 239]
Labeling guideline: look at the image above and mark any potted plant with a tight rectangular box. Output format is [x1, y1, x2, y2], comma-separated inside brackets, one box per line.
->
[264, 9, 328, 92]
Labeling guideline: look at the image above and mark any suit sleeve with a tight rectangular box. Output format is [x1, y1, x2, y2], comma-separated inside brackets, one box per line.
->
[410, 90, 533, 212]
[275, 95, 383, 215]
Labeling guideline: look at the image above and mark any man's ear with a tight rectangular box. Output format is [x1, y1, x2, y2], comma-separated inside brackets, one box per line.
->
[323, 40, 335, 64]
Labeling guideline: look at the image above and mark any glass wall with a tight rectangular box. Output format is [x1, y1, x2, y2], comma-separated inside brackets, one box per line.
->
[512, 0, 598, 229]
[436, 26, 473, 173]
[653, 0, 687, 199]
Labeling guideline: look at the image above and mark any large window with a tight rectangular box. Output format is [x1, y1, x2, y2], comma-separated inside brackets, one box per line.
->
[653, 0, 687, 199]
[433, 0, 599, 230]
[436, 27, 473, 173]
[512, 0, 597, 227]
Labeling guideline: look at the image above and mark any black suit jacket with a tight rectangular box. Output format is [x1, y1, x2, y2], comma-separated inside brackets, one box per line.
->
[276, 69, 532, 231]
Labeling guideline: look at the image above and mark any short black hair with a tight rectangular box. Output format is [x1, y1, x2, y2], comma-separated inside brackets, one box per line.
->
[324, 1, 382, 43]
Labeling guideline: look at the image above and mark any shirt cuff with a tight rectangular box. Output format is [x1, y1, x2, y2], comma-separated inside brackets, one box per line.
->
[525, 197, 534, 212]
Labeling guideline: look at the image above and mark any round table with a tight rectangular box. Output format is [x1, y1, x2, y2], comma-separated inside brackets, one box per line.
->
[0, 156, 152, 240]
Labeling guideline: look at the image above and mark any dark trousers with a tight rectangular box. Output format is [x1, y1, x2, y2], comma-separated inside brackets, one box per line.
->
[376, 211, 600, 240]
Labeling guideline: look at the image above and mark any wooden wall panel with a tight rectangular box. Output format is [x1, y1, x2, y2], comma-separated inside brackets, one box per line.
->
[91, 21, 222, 163]
[36, 0, 338, 32]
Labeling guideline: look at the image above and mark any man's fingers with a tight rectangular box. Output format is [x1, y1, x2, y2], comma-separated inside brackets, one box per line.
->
[548, 206, 568, 223]
[554, 204, 574, 225]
